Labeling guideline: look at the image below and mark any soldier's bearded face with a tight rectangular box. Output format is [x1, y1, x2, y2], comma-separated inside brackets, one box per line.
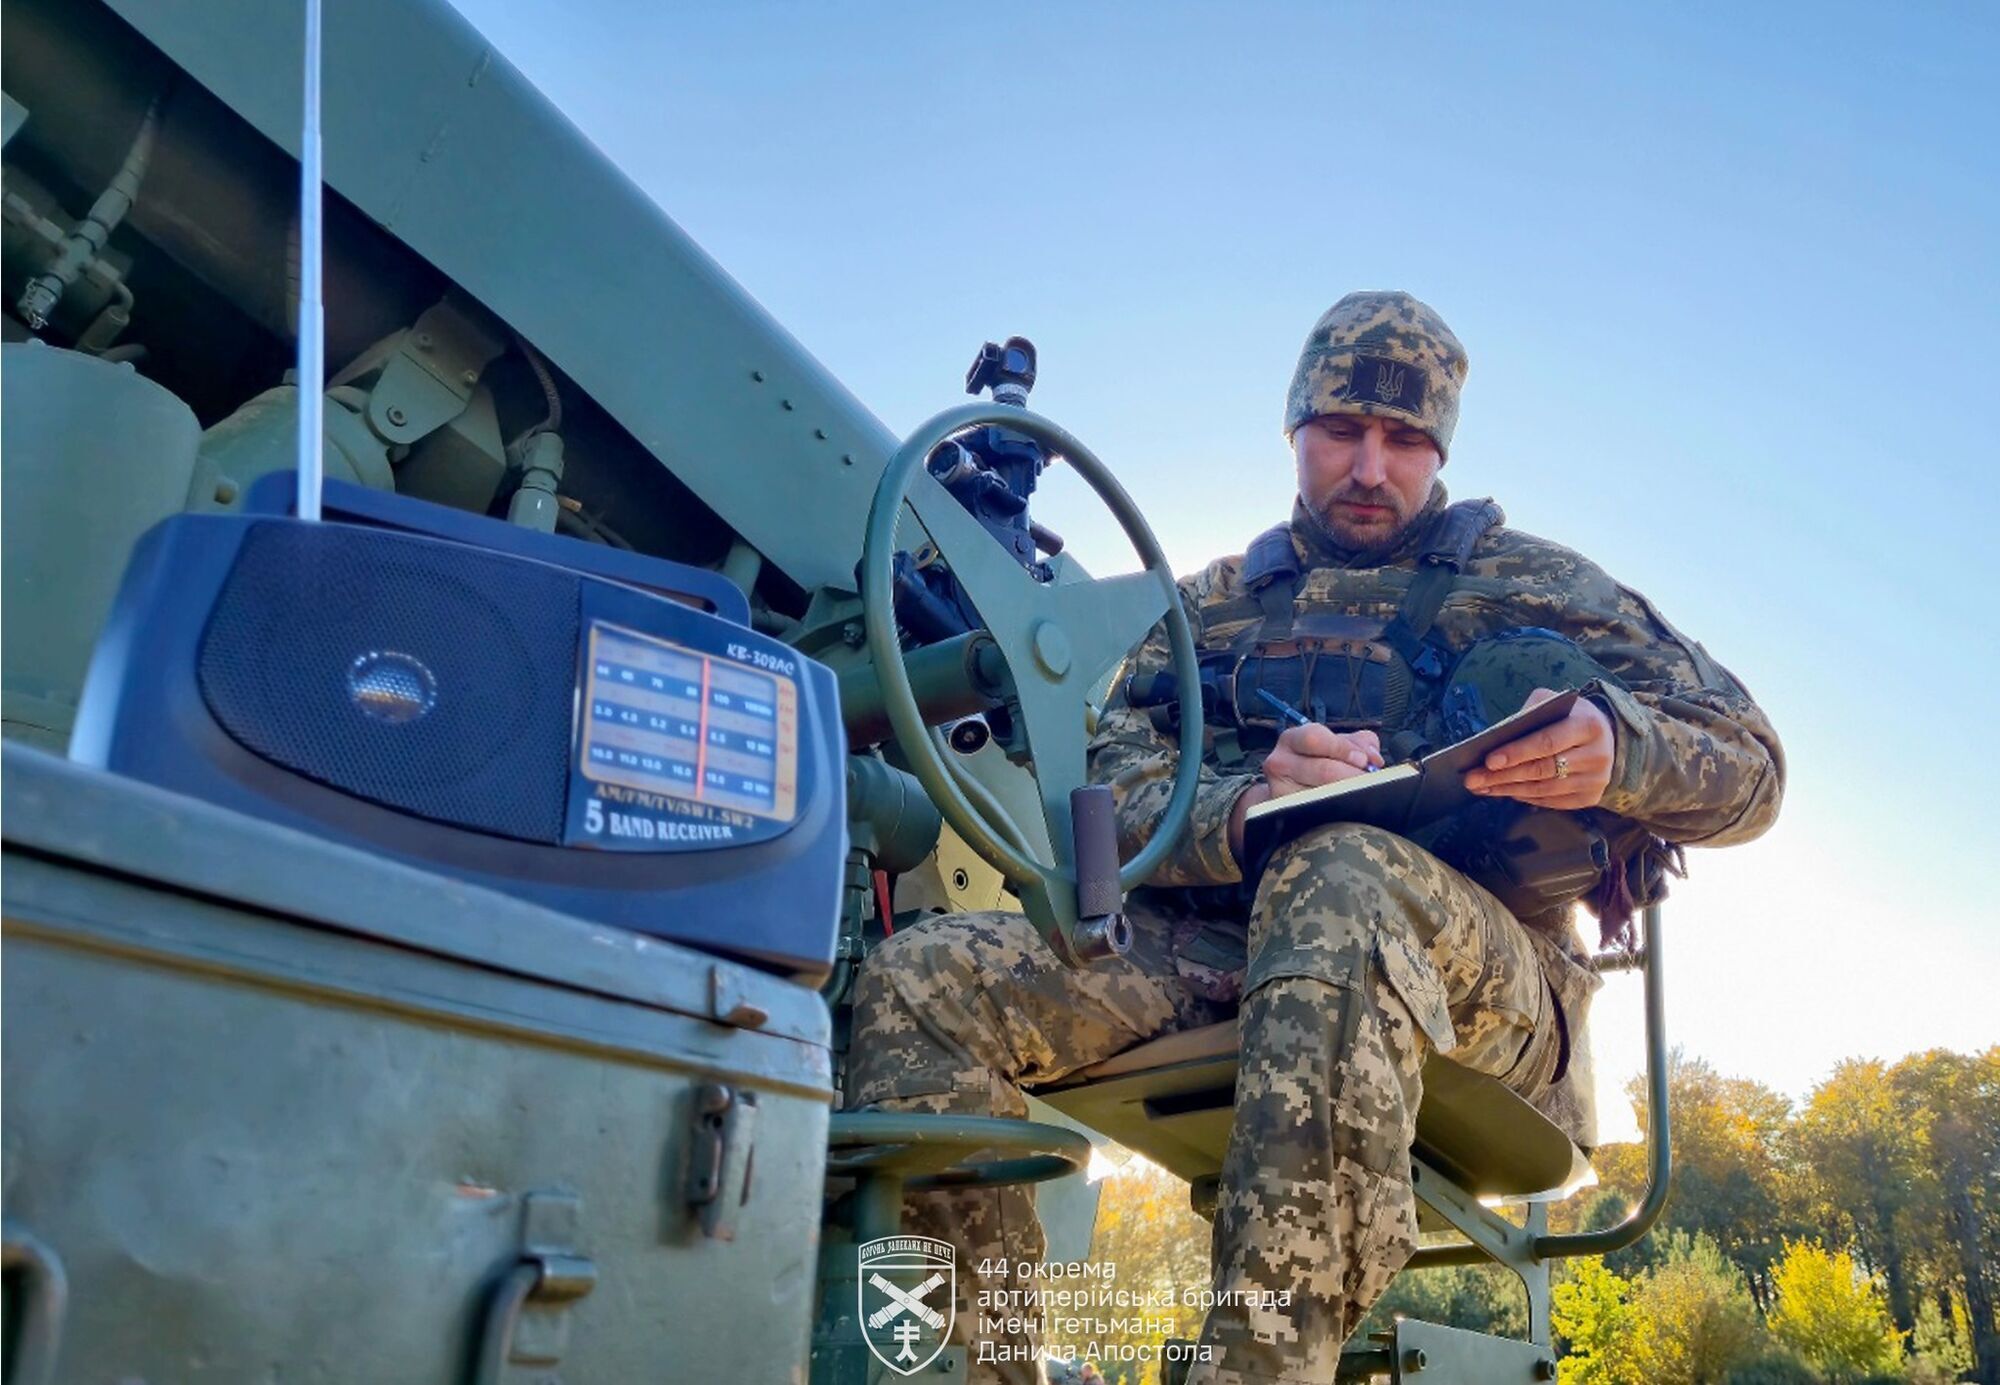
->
[1294, 414, 1442, 555]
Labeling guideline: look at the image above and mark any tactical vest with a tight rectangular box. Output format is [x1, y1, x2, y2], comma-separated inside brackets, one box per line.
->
[1227, 498, 1504, 762]
[1145, 500, 1679, 945]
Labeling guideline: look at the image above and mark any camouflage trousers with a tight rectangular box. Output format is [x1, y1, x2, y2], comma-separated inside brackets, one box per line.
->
[844, 822, 1567, 1385]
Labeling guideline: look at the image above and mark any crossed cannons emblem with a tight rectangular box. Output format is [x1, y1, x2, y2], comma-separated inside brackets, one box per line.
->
[857, 1235, 957, 1376]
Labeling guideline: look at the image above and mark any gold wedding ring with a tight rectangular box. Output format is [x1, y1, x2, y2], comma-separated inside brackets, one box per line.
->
[1553, 755, 1571, 779]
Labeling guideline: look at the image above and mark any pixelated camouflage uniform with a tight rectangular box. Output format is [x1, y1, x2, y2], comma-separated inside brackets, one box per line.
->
[849, 297, 1784, 1384]
[848, 484, 1784, 1382]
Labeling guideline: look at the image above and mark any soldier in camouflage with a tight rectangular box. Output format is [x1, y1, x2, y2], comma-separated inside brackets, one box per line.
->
[845, 290, 1784, 1384]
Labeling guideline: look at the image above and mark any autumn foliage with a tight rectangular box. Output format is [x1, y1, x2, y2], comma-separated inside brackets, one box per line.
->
[1081, 1045, 1996, 1383]
[1581, 1047, 1998, 1383]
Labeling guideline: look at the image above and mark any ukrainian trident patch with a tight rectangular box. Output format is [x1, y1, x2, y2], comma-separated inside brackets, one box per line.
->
[858, 1234, 956, 1376]
[1349, 353, 1428, 413]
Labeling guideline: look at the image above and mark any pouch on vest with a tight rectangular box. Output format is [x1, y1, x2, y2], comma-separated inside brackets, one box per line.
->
[1417, 800, 1607, 918]
[1418, 789, 1681, 948]
[1436, 627, 1612, 745]
[1418, 629, 1683, 947]
[1234, 622, 1416, 740]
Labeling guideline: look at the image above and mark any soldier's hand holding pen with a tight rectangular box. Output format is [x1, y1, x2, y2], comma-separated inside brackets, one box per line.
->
[1252, 689, 1383, 799]
[1226, 699, 1385, 858]
[1260, 722, 1385, 797]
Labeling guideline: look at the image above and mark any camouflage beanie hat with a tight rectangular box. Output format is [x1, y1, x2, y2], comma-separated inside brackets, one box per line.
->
[1283, 290, 1469, 456]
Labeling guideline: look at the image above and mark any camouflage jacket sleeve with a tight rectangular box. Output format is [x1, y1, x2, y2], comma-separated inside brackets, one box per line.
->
[1086, 563, 1256, 887]
[1546, 549, 1785, 846]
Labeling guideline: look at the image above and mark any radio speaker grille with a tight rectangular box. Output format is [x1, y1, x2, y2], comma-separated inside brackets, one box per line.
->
[198, 523, 578, 842]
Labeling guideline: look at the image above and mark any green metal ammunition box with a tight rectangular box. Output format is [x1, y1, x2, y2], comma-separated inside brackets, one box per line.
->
[2, 744, 832, 1382]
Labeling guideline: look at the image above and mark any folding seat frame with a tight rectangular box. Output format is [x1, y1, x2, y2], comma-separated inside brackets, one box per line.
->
[822, 906, 1671, 1383]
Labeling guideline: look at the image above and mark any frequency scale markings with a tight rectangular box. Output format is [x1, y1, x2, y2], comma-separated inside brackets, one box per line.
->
[581, 623, 797, 821]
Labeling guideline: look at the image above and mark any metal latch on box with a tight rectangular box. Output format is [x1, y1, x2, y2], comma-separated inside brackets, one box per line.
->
[707, 964, 771, 1029]
[686, 1082, 759, 1241]
[473, 1191, 598, 1385]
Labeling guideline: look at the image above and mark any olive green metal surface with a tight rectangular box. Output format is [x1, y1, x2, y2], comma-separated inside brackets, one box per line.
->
[1036, 1020, 1589, 1200]
[860, 402, 1203, 950]
[1336, 1319, 1559, 1384]
[103, 0, 904, 593]
[0, 342, 200, 746]
[2, 747, 834, 1382]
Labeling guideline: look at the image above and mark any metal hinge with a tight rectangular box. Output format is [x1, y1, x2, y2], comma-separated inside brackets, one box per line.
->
[685, 1082, 759, 1241]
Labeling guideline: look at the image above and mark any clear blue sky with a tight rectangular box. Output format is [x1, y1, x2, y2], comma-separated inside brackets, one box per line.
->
[449, 0, 1998, 1117]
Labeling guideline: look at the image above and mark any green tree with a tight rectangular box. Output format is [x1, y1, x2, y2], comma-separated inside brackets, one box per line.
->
[1908, 1293, 1974, 1385]
[1086, 1152, 1207, 1383]
[1786, 1060, 1924, 1335]
[1892, 1048, 2000, 1385]
[1766, 1239, 1905, 1382]
[1719, 1354, 1823, 1385]
[1358, 1263, 1525, 1341]
[1633, 1232, 1764, 1384]
[1594, 1050, 1794, 1303]
[1551, 1256, 1658, 1384]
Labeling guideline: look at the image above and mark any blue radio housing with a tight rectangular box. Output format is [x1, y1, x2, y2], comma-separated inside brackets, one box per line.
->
[72, 486, 845, 981]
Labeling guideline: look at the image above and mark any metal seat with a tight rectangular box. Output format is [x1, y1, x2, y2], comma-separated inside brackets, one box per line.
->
[1030, 909, 1675, 1381]
[1036, 1019, 1591, 1204]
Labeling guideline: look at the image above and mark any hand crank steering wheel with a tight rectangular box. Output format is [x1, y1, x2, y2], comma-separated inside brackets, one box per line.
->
[860, 403, 1203, 961]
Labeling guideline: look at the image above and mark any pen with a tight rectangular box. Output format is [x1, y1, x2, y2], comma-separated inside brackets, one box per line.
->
[1257, 688, 1383, 771]
[1255, 688, 1311, 727]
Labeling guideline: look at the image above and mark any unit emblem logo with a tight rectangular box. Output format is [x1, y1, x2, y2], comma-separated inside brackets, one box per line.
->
[858, 1234, 956, 1376]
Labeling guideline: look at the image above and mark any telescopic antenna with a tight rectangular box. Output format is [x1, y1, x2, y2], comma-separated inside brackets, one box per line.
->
[295, 0, 325, 521]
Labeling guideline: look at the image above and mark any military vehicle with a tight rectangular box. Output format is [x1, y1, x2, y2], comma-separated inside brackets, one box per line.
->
[0, 2, 1671, 1380]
